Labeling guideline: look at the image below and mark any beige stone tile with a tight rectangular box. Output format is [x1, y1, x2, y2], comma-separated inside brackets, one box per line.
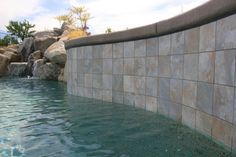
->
[113, 42, 123, 58]
[146, 96, 157, 112]
[135, 94, 146, 109]
[171, 31, 184, 55]
[182, 105, 196, 129]
[185, 27, 199, 53]
[200, 22, 216, 52]
[213, 85, 234, 123]
[134, 39, 146, 57]
[216, 14, 236, 50]
[196, 110, 212, 136]
[182, 80, 197, 108]
[159, 35, 170, 55]
[198, 52, 215, 83]
[212, 117, 233, 148]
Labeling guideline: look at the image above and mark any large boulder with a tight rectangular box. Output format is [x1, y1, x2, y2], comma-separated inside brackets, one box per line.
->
[58, 61, 67, 82]
[0, 48, 17, 54]
[3, 51, 21, 62]
[63, 61, 68, 82]
[0, 48, 5, 54]
[7, 44, 19, 50]
[26, 50, 42, 76]
[0, 54, 10, 76]
[33, 59, 61, 80]
[34, 37, 57, 54]
[33, 31, 58, 38]
[8, 62, 27, 77]
[58, 68, 65, 82]
[61, 23, 77, 32]
[5, 47, 18, 54]
[53, 28, 63, 36]
[18, 37, 34, 61]
[44, 41, 66, 66]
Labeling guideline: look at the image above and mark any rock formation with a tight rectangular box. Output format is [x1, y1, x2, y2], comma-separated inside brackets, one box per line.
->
[0, 54, 10, 76]
[0, 23, 86, 82]
[18, 37, 34, 61]
[44, 41, 66, 66]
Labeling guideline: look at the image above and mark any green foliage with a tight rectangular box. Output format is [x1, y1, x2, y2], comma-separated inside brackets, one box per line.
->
[105, 27, 112, 33]
[0, 35, 18, 46]
[6, 20, 36, 41]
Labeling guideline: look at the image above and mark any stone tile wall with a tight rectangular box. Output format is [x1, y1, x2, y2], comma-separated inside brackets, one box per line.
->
[67, 14, 236, 151]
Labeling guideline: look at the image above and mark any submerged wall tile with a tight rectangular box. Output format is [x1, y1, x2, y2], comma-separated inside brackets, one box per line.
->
[146, 96, 157, 112]
[135, 94, 146, 109]
[196, 110, 212, 136]
[182, 105, 196, 129]
[124, 92, 135, 106]
[169, 102, 182, 122]
[212, 117, 233, 148]
[112, 91, 124, 104]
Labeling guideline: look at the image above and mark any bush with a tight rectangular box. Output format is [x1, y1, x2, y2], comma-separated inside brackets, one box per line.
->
[6, 20, 35, 41]
[0, 35, 18, 47]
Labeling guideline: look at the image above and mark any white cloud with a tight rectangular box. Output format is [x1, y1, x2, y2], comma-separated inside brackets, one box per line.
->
[0, 0, 45, 31]
[31, 13, 61, 31]
[82, 0, 209, 34]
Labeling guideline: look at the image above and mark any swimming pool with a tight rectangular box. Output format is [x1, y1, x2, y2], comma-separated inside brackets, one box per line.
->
[0, 78, 234, 157]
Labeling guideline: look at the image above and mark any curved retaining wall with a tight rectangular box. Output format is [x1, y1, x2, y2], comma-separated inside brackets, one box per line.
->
[66, 0, 236, 151]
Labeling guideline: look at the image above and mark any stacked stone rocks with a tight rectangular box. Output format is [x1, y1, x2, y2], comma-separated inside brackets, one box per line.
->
[0, 23, 77, 82]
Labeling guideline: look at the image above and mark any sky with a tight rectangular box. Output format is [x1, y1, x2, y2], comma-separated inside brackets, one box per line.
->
[0, 0, 209, 35]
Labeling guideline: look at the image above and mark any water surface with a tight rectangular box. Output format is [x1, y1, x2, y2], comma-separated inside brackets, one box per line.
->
[0, 78, 234, 157]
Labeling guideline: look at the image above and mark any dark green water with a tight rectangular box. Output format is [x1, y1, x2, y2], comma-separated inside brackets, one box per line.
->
[0, 78, 234, 157]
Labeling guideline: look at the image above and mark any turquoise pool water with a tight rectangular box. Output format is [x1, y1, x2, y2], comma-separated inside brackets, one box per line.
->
[0, 78, 234, 157]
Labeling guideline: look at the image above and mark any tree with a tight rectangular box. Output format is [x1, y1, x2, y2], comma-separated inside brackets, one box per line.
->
[6, 20, 35, 41]
[105, 27, 112, 33]
[55, 14, 75, 25]
[69, 6, 91, 32]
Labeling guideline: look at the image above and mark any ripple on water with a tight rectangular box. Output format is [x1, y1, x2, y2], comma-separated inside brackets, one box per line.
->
[0, 78, 234, 157]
